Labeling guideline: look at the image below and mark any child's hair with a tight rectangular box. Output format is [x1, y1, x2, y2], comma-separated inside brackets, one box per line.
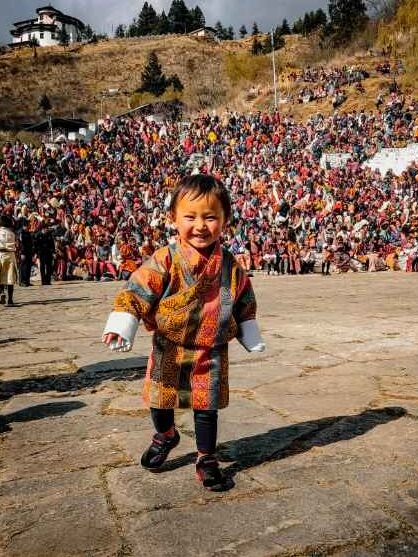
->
[169, 174, 231, 221]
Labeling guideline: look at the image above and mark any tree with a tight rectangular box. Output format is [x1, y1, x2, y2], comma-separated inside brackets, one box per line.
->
[155, 11, 171, 34]
[38, 93, 52, 116]
[281, 19, 291, 34]
[314, 8, 328, 28]
[127, 22, 139, 37]
[214, 21, 228, 40]
[81, 24, 94, 41]
[328, 0, 368, 43]
[251, 36, 263, 55]
[28, 36, 39, 59]
[168, 0, 191, 33]
[226, 26, 235, 40]
[58, 25, 70, 47]
[239, 25, 247, 38]
[262, 27, 285, 54]
[252, 22, 259, 35]
[137, 51, 167, 96]
[137, 2, 159, 35]
[292, 17, 303, 34]
[115, 24, 126, 38]
[189, 6, 205, 30]
[167, 73, 184, 92]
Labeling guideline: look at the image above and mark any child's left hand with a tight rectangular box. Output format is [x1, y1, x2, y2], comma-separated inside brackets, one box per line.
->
[102, 332, 131, 352]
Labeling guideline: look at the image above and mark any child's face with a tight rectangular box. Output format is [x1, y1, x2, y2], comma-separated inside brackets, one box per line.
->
[171, 192, 225, 255]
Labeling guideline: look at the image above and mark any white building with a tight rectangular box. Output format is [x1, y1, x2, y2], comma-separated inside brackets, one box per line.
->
[9, 5, 85, 47]
[188, 27, 219, 42]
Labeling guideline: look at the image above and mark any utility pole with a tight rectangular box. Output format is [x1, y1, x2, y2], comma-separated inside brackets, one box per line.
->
[271, 29, 278, 110]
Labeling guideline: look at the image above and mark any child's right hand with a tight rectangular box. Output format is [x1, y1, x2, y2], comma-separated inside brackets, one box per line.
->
[102, 332, 131, 352]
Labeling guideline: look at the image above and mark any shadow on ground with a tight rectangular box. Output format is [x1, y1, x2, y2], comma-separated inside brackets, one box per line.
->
[16, 297, 89, 307]
[0, 401, 86, 433]
[162, 407, 407, 477]
[0, 357, 147, 400]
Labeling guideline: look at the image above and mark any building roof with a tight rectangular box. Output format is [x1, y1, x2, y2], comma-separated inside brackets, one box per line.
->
[12, 18, 37, 28]
[22, 118, 88, 133]
[36, 6, 63, 15]
[189, 27, 217, 34]
[36, 5, 84, 27]
[11, 23, 58, 36]
[11, 5, 84, 32]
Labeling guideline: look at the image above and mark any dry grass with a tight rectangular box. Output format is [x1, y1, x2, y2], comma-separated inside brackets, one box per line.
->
[0, 25, 417, 127]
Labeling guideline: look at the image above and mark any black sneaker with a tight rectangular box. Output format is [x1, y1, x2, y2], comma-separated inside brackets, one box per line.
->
[140, 430, 180, 470]
[195, 455, 234, 492]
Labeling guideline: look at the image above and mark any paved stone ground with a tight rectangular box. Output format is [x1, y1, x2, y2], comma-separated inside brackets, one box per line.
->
[1, 273, 418, 557]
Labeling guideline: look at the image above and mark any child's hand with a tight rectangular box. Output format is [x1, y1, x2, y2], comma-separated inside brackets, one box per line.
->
[102, 332, 131, 352]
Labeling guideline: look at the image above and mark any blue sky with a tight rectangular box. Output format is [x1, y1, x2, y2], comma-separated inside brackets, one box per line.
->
[1, 0, 329, 44]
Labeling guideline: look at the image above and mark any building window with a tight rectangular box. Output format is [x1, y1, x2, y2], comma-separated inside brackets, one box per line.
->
[51, 33, 55, 39]
[40, 32, 44, 39]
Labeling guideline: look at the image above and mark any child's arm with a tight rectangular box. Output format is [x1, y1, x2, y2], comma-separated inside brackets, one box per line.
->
[232, 265, 265, 353]
[102, 248, 170, 352]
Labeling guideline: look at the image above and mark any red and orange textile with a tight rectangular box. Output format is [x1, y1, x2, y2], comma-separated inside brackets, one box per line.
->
[112, 240, 257, 410]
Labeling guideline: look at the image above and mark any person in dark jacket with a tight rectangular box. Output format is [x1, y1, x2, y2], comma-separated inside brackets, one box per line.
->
[34, 222, 55, 285]
[18, 218, 33, 286]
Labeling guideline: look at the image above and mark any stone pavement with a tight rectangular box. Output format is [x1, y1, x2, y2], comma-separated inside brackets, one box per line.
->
[1, 273, 418, 557]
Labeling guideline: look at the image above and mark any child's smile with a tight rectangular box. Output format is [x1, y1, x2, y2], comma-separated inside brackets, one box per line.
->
[172, 192, 225, 255]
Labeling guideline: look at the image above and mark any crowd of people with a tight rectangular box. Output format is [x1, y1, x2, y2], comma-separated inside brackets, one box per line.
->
[1, 79, 418, 293]
[286, 65, 369, 106]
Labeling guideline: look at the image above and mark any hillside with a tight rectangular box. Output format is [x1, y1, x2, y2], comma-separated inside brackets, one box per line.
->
[0, 28, 416, 130]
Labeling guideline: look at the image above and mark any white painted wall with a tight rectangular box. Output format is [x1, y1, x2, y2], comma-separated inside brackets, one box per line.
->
[12, 19, 81, 46]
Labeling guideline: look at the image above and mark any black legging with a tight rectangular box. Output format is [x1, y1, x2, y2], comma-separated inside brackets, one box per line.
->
[151, 408, 218, 454]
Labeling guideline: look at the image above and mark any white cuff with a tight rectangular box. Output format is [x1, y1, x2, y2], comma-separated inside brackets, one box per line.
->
[102, 311, 139, 352]
[237, 319, 266, 352]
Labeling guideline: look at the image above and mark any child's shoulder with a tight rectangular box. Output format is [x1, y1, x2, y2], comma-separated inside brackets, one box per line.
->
[143, 244, 172, 273]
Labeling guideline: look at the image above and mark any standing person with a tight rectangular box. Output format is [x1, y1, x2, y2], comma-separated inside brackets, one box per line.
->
[17, 218, 33, 287]
[34, 222, 55, 285]
[102, 175, 265, 491]
[0, 215, 18, 307]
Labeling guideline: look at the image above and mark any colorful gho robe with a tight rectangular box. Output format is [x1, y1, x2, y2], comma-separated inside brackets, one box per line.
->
[107, 240, 258, 410]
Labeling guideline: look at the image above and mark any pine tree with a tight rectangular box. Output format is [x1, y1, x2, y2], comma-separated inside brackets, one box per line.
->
[292, 17, 303, 34]
[127, 22, 138, 37]
[28, 37, 39, 58]
[81, 24, 94, 41]
[155, 11, 171, 34]
[281, 19, 291, 34]
[115, 24, 126, 38]
[251, 36, 263, 55]
[315, 8, 328, 28]
[226, 26, 234, 40]
[138, 51, 167, 96]
[167, 73, 184, 92]
[58, 25, 70, 46]
[302, 12, 313, 35]
[252, 22, 259, 35]
[239, 25, 247, 38]
[168, 0, 191, 33]
[189, 6, 205, 30]
[328, 0, 368, 43]
[38, 93, 52, 116]
[214, 21, 227, 40]
[137, 2, 159, 35]
[273, 26, 285, 49]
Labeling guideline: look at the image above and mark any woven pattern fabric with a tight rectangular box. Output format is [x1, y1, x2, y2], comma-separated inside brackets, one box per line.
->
[112, 240, 256, 409]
